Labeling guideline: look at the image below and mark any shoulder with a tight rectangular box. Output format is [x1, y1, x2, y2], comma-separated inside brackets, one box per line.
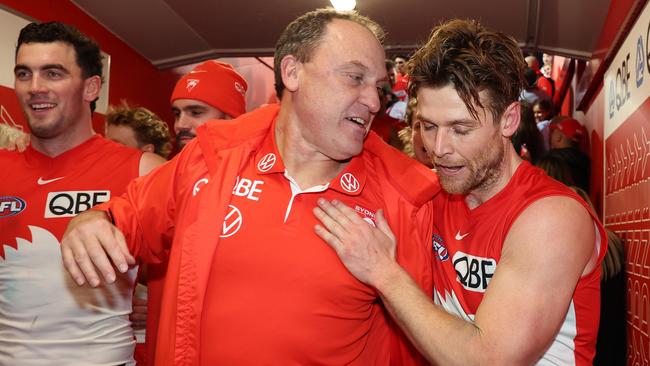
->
[517, 194, 592, 228]
[506, 195, 597, 270]
[82, 136, 143, 179]
[195, 106, 279, 176]
[93, 136, 143, 160]
[504, 166, 603, 266]
[509, 162, 573, 197]
[0, 148, 21, 158]
[0, 149, 24, 173]
[139, 152, 167, 176]
[197, 104, 279, 151]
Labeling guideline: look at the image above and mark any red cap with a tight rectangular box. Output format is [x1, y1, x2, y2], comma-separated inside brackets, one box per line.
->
[550, 118, 584, 142]
[171, 60, 248, 118]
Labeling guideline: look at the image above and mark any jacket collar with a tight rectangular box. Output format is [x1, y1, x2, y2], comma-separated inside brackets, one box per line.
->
[252, 119, 367, 196]
[196, 103, 439, 204]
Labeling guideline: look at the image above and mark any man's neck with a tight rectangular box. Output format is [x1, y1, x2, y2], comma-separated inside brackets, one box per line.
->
[274, 106, 348, 190]
[464, 148, 523, 210]
[31, 123, 96, 158]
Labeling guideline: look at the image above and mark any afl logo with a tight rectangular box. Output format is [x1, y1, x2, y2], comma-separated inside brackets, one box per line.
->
[220, 205, 243, 238]
[432, 233, 449, 261]
[340, 173, 360, 193]
[0, 196, 26, 218]
[257, 153, 276, 172]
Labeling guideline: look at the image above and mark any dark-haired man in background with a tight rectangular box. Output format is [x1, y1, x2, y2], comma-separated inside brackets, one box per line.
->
[171, 60, 248, 149]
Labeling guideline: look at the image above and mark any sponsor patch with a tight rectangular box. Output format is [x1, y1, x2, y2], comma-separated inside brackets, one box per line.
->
[257, 153, 276, 172]
[220, 204, 243, 238]
[0, 196, 26, 218]
[432, 233, 449, 261]
[452, 251, 497, 292]
[340, 173, 360, 193]
[44, 191, 110, 218]
[232, 176, 264, 201]
[354, 204, 376, 227]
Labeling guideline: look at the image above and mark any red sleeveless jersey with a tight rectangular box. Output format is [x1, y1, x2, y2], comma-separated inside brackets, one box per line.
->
[431, 161, 606, 365]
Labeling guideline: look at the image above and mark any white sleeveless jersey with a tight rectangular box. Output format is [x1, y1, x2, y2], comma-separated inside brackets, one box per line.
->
[0, 137, 141, 365]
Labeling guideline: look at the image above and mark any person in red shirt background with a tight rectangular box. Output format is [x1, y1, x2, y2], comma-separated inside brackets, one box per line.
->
[392, 54, 410, 102]
[525, 54, 555, 99]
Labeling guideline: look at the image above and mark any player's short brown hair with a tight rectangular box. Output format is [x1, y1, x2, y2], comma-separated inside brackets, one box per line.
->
[409, 19, 526, 121]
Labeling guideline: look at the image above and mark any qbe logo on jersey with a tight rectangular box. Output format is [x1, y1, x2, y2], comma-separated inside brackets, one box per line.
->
[453, 251, 496, 292]
[44, 191, 110, 218]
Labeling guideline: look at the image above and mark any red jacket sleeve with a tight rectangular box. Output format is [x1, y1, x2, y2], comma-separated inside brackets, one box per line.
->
[94, 140, 208, 263]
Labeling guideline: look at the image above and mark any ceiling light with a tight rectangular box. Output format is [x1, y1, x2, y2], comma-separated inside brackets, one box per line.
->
[330, 0, 356, 11]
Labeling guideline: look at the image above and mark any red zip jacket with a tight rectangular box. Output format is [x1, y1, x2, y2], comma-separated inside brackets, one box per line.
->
[98, 104, 439, 365]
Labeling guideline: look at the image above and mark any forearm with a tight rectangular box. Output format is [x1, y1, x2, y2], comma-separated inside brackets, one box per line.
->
[374, 264, 490, 366]
[93, 197, 144, 258]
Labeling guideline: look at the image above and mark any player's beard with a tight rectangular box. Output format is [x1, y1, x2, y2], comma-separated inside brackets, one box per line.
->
[437, 137, 505, 195]
[175, 130, 196, 149]
[27, 112, 69, 140]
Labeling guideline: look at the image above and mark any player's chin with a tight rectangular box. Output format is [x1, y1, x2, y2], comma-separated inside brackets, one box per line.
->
[438, 175, 470, 195]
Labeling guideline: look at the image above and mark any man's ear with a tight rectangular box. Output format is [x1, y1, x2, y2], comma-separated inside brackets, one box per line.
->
[83, 75, 102, 102]
[280, 55, 301, 93]
[141, 143, 155, 153]
[500, 101, 520, 137]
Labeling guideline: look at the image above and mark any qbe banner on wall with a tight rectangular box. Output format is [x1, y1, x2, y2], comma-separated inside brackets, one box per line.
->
[602, 2, 650, 366]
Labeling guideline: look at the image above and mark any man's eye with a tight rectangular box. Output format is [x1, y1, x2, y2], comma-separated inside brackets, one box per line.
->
[421, 123, 436, 131]
[348, 74, 363, 83]
[15, 71, 30, 80]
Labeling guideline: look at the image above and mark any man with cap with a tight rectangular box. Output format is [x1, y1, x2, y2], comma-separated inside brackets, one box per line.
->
[549, 117, 591, 192]
[171, 60, 248, 149]
[61, 8, 436, 365]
